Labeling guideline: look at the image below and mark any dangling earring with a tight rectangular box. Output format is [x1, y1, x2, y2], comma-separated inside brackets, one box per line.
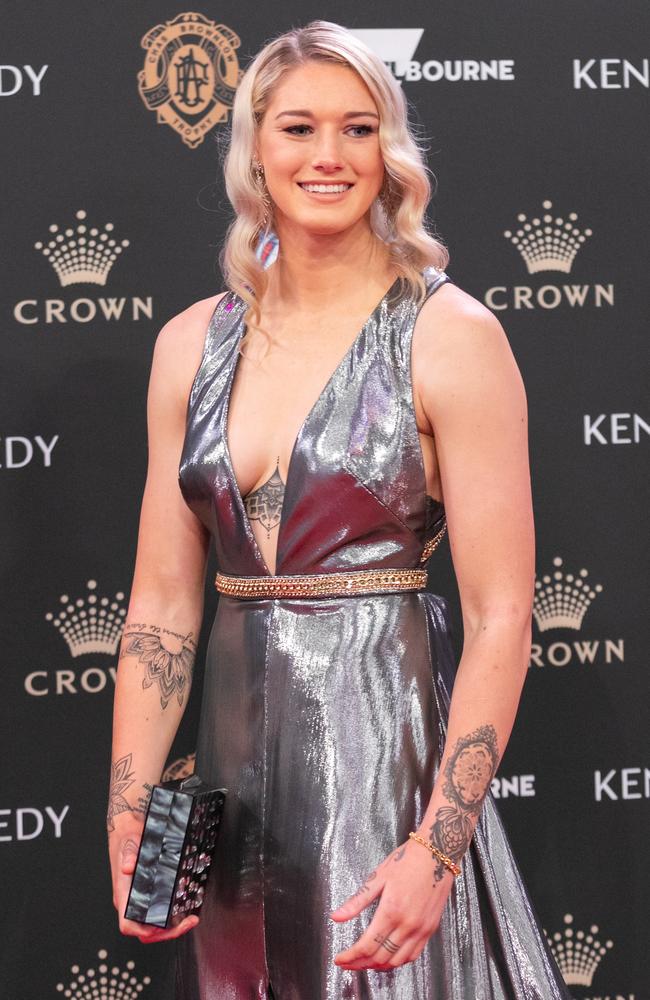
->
[253, 159, 272, 229]
[252, 159, 279, 268]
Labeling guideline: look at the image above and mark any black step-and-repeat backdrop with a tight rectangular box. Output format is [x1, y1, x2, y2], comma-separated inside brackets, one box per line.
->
[1, 4, 647, 998]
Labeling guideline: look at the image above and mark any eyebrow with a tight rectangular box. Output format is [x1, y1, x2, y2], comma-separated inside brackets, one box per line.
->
[275, 109, 379, 121]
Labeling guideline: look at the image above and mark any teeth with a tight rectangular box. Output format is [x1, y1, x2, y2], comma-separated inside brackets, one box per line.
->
[300, 183, 351, 193]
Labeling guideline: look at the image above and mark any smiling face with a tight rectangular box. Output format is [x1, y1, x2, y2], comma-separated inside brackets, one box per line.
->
[255, 60, 386, 238]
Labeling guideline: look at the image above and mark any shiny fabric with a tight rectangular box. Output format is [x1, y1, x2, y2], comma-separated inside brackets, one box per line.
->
[176, 267, 570, 999]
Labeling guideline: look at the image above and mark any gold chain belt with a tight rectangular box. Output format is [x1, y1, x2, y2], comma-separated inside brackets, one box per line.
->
[419, 522, 447, 563]
[215, 566, 428, 600]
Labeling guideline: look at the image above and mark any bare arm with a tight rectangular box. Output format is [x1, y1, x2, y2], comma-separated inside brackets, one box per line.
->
[412, 286, 534, 876]
[332, 284, 535, 971]
[107, 292, 226, 940]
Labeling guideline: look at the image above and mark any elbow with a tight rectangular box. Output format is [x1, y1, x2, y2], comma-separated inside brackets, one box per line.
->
[463, 604, 533, 674]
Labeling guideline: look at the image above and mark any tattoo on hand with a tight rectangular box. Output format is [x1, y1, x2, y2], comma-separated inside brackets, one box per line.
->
[352, 869, 377, 897]
[392, 845, 407, 862]
[428, 724, 499, 882]
[373, 933, 399, 954]
[120, 621, 196, 709]
[122, 836, 140, 854]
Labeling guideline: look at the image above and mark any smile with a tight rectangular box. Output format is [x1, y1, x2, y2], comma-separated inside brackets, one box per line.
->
[298, 182, 353, 195]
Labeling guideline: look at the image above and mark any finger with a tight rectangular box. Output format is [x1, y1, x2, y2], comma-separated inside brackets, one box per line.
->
[138, 914, 200, 943]
[120, 835, 141, 875]
[336, 925, 405, 971]
[334, 907, 396, 967]
[119, 914, 164, 938]
[330, 868, 385, 922]
[360, 930, 406, 971]
[367, 932, 421, 971]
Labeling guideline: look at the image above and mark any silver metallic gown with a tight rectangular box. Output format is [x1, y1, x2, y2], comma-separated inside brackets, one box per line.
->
[175, 267, 570, 999]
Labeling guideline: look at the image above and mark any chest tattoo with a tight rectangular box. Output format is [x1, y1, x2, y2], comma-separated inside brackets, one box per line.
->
[244, 460, 286, 538]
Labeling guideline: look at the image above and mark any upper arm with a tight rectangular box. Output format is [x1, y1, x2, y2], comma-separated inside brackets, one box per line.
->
[413, 286, 535, 632]
[130, 292, 228, 605]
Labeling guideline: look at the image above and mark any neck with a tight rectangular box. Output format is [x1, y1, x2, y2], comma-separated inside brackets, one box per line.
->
[265, 217, 393, 313]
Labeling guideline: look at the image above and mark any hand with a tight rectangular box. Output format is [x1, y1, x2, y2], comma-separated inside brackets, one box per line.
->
[330, 836, 456, 971]
[108, 819, 200, 943]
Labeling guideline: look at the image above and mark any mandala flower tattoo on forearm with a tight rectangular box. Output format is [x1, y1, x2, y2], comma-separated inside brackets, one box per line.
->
[107, 753, 135, 832]
[120, 621, 196, 709]
[106, 753, 152, 833]
[428, 724, 499, 882]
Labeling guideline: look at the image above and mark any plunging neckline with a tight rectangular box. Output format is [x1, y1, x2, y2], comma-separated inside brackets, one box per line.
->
[222, 273, 402, 577]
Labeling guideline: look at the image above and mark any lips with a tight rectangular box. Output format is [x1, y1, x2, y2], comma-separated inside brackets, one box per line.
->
[297, 182, 354, 193]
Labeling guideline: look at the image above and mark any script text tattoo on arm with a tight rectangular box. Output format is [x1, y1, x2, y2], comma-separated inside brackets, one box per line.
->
[428, 724, 499, 882]
[106, 752, 153, 833]
[120, 621, 197, 709]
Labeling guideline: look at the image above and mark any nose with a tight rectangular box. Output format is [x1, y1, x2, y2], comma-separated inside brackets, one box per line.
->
[310, 127, 345, 173]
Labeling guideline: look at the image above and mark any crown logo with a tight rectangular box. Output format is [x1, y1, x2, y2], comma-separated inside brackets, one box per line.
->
[55, 947, 152, 997]
[45, 579, 127, 657]
[503, 200, 593, 274]
[533, 556, 603, 631]
[545, 913, 613, 986]
[34, 209, 130, 286]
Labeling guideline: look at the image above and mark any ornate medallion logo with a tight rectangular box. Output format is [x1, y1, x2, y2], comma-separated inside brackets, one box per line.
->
[137, 12, 242, 149]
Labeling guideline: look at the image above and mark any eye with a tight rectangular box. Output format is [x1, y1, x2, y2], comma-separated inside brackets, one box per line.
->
[283, 124, 313, 136]
[282, 124, 376, 137]
[347, 124, 376, 137]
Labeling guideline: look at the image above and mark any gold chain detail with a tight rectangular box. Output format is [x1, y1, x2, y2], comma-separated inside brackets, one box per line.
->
[408, 831, 462, 877]
[419, 521, 448, 563]
[215, 567, 428, 600]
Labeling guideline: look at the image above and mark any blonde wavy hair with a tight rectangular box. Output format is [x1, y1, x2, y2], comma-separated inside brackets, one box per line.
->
[218, 19, 450, 352]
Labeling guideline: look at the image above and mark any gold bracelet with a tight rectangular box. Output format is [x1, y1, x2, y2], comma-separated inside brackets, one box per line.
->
[408, 832, 462, 877]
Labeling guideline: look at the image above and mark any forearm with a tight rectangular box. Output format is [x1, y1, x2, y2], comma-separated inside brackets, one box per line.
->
[107, 589, 204, 834]
[416, 613, 531, 879]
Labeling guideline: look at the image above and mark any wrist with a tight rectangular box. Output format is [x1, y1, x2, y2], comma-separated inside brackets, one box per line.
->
[106, 808, 146, 838]
[408, 830, 462, 878]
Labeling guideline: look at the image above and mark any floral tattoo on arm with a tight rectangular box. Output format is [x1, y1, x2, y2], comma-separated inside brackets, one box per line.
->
[428, 724, 499, 882]
[120, 621, 196, 710]
[106, 752, 153, 833]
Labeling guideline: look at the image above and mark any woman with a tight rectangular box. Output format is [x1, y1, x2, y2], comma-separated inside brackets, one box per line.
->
[108, 20, 570, 999]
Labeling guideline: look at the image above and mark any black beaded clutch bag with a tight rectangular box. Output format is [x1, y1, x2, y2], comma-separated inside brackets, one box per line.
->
[124, 774, 227, 928]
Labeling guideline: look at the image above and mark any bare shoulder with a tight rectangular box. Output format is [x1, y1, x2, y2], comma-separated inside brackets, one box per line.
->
[412, 280, 525, 422]
[155, 291, 228, 363]
[151, 291, 229, 391]
[413, 280, 510, 367]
